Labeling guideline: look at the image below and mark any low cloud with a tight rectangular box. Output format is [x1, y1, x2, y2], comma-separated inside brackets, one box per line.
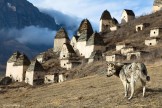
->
[41, 9, 82, 37]
[0, 9, 83, 46]
[0, 27, 55, 46]
[41, 9, 81, 30]
[16, 26, 56, 45]
[41, 9, 99, 32]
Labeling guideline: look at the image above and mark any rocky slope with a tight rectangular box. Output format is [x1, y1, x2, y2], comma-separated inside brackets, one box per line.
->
[101, 10, 162, 61]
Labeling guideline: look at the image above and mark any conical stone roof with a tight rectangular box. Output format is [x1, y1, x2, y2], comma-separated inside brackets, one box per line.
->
[8, 51, 21, 63]
[100, 10, 112, 20]
[27, 60, 44, 72]
[87, 32, 104, 46]
[112, 18, 119, 25]
[55, 27, 70, 40]
[13, 54, 31, 66]
[124, 9, 135, 16]
[78, 19, 93, 41]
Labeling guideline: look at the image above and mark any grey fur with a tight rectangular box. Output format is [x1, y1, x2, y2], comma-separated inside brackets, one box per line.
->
[107, 62, 150, 100]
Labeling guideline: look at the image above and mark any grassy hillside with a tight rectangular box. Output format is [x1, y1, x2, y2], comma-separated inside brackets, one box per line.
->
[0, 63, 162, 107]
[103, 10, 162, 59]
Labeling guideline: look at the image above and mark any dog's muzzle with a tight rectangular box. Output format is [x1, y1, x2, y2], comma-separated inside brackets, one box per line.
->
[107, 75, 112, 77]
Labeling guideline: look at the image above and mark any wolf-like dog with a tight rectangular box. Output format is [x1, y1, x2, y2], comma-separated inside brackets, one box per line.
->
[106, 62, 150, 100]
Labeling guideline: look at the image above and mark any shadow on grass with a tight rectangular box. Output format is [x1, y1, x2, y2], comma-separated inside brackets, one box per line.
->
[147, 88, 162, 93]
[143, 88, 162, 97]
[134, 87, 162, 98]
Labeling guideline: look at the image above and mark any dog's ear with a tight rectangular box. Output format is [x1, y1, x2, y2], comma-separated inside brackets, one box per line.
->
[107, 63, 114, 68]
[107, 62, 112, 67]
[111, 63, 115, 67]
[107, 62, 110, 66]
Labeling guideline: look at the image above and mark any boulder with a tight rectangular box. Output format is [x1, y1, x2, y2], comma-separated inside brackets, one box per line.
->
[0, 77, 12, 85]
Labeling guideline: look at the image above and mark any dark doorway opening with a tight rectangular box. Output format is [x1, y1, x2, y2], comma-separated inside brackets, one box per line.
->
[130, 55, 137, 60]
[137, 27, 141, 31]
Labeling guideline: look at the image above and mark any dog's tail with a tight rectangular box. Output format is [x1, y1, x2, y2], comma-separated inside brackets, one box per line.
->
[140, 63, 150, 82]
[146, 76, 150, 81]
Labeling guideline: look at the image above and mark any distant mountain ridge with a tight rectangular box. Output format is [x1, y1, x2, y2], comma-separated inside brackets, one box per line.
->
[0, 0, 63, 73]
[0, 0, 59, 30]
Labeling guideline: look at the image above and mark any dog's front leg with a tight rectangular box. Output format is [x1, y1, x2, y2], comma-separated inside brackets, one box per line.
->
[128, 80, 135, 100]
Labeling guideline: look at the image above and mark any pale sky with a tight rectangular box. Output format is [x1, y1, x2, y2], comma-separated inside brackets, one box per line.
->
[28, 0, 154, 25]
